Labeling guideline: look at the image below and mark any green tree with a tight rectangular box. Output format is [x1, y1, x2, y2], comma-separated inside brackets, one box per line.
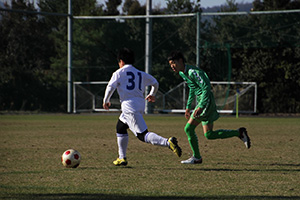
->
[166, 0, 201, 14]
[123, 0, 145, 15]
[40, 0, 145, 85]
[105, 0, 122, 15]
[0, 0, 56, 111]
[150, 0, 202, 92]
[208, 0, 300, 112]
[39, 0, 108, 105]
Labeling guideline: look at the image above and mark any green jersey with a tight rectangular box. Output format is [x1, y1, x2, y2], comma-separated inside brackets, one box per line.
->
[179, 65, 213, 110]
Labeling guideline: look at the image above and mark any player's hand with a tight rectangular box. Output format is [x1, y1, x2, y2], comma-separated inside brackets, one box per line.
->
[193, 107, 203, 118]
[185, 109, 191, 120]
[103, 102, 111, 110]
[145, 95, 155, 102]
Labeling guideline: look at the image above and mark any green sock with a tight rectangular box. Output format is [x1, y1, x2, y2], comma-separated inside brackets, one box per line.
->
[184, 123, 201, 159]
[204, 129, 239, 140]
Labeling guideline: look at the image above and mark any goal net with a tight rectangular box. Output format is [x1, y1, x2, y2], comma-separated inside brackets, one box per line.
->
[73, 81, 257, 114]
[73, 81, 120, 112]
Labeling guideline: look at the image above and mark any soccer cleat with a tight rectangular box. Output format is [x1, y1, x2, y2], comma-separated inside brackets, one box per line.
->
[168, 137, 182, 157]
[181, 156, 203, 164]
[238, 127, 251, 149]
[113, 158, 128, 166]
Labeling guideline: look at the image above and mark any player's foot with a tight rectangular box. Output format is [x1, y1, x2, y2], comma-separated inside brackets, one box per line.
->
[238, 127, 251, 149]
[168, 137, 182, 157]
[113, 158, 128, 166]
[181, 156, 203, 164]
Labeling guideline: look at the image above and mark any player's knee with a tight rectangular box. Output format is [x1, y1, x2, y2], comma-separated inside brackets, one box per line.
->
[184, 123, 189, 133]
[136, 129, 148, 142]
[184, 123, 193, 135]
[204, 130, 213, 140]
[116, 120, 129, 134]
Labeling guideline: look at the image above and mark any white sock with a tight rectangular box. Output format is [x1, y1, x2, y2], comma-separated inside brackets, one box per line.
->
[117, 133, 128, 159]
[144, 132, 168, 147]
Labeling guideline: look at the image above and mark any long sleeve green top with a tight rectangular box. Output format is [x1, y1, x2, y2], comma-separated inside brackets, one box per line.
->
[179, 65, 212, 109]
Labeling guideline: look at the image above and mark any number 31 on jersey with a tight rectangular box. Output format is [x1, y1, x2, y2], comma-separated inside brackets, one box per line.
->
[126, 71, 142, 91]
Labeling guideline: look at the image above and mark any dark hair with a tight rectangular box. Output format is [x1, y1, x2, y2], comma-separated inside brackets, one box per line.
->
[167, 51, 185, 63]
[117, 47, 135, 64]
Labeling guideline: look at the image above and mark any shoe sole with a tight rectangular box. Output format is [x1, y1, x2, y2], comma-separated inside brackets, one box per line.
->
[113, 159, 128, 166]
[114, 162, 128, 166]
[181, 158, 203, 164]
[114, 163, 128, 166]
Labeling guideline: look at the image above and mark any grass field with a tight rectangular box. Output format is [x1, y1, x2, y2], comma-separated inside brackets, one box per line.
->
[0, 114, 299, 200]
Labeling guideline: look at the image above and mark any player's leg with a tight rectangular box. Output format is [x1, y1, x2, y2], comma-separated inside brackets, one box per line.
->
[113, 118, 129, 166]
[116, 119, 129, 159]
[203, 123, 240, 139]
[202, 122, 251, 148]
[181, 117, 203, 164]
[181, 102, 216, 164]
[127, 113, 167, 146]
[200, 98, 251, 148]
[198, 100, 240, 140]
[128, 113, 182, 157]
[143, 131, 182, 157]
[202, 123, 213, 133]
[136, 129, 168, 146]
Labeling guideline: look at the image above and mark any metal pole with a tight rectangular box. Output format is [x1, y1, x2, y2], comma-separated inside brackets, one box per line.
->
[254, 83, 257, 113]
[145, 0, 152, 114]
[73, 83, 76, 113]
[196, 12, 201, 68]
[67, 0, 73, 113]
[183, 83, 186, 109]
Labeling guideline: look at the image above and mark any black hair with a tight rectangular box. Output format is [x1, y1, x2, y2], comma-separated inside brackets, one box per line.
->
[167, 51, 185, 63]
[117, 47, 135, 64]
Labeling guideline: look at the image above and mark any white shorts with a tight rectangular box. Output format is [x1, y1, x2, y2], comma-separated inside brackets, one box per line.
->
[119, 112, 148, 136]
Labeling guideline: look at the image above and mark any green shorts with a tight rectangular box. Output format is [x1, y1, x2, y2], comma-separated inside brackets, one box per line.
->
[191, 97, 220, 126]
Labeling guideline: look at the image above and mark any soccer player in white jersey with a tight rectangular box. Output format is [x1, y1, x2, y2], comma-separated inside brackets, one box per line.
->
[103, 48, 182, 166]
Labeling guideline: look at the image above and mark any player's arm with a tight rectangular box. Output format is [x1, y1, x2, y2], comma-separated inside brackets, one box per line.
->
[145, 75, 159, 103]
[103, 85, 114, 110]
[186, 87, 195, 110]
[193, 107, 204, 118]
[185, 109, 191, 120]
[191, 71, 210, 118]
[184, 88, 195, 119]
[103, 73, 117, 110]
[197, 81, 209, 109]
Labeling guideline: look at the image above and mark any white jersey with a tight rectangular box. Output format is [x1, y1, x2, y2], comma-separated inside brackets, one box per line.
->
[103, 64, 158, 113]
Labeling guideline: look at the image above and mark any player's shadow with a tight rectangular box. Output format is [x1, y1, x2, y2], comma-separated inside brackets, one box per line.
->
[183, 167, 244, 172]
[11, 193, 300, 200]
[178, 163, 300, 172]
[76, 162, 300, 172]
[218, 162, 300, 167]
[182, 167, 300, 172]
[77, 166, 134, 170]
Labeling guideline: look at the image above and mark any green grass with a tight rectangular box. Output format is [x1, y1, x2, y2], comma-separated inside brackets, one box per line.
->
[0, 114, 299, 200]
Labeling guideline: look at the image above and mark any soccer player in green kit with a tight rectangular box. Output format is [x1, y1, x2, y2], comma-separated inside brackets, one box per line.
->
[168, 51, 251, 164]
